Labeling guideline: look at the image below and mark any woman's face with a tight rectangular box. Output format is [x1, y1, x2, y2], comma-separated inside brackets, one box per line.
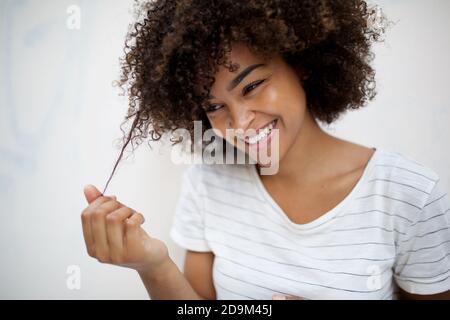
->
[206, 42, 308, 167]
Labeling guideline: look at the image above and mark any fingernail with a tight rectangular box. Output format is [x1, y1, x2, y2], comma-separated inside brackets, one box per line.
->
[272, 294, 286, 300]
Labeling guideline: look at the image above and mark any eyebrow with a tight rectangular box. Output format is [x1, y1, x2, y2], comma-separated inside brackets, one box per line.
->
[208, 63, 266, 99]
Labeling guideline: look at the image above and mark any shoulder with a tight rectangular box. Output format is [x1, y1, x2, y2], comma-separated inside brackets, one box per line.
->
[374, 148, 439, 189]
[370, 148, 445, 214]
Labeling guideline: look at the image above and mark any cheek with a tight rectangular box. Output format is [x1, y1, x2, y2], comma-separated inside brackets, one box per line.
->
[207, 116, 228, 139]
[264, 84, 306, 127]
[281, 82, 307, 121]
[268, 82, 307, 156]
[263, 87, 282, 114]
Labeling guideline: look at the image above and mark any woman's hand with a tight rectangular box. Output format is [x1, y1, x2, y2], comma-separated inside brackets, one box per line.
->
[81, 185, 170, 273]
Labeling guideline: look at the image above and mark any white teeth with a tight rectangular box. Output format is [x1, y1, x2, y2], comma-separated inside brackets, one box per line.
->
[245, 120, 276, 145]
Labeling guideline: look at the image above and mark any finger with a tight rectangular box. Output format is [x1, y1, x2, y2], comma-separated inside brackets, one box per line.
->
[88, 194, 116, 212]
[81, 209, 96, 257]
[124, 212, 146, 249]
[90, 199, 118, 262]
[83, 185, 103, 204]
[81, 195, 115, 256]
[128, 212, 145, 225]
[81, 197, 111, 256]
[106, 206, 134, 263]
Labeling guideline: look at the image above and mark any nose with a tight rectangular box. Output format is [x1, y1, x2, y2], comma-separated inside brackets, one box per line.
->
[228, 102, 256, 131]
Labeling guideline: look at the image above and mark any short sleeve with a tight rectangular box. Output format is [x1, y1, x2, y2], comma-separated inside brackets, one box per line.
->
[394, 178, 450, 295]
[169, 166, 211, 252]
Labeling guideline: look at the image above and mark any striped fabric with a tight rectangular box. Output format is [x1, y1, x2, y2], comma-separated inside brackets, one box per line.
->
[169, 148, 450, 300]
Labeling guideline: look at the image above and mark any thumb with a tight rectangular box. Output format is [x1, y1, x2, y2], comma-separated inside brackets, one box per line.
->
[83, 184, 103, 204]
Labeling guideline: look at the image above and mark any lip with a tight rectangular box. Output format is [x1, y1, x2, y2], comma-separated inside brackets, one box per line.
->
[253, 119, 277, 134]
[244, 118, 278, 150]
[241, 118, 278, 142]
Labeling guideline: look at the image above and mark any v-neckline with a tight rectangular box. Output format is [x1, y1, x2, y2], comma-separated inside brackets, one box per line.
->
[250, 147, 380, 232]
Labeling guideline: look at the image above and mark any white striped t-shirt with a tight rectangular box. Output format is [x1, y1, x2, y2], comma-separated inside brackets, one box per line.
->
[169, 148, 450, 300]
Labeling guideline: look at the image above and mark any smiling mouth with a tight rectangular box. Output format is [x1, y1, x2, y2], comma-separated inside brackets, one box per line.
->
[241, 119, 278, 145]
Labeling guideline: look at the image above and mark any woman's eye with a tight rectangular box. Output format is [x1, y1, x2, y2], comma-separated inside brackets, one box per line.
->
[206, 79, 266, 113]
[243, 79, 265, 96]
[206, 104, 223, 113]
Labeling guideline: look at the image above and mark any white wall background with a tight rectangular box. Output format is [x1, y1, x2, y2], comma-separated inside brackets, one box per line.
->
[0, 0, 449, 299]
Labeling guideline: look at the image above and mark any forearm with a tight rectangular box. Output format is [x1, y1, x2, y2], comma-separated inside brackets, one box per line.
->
[138, 258, 206, 300]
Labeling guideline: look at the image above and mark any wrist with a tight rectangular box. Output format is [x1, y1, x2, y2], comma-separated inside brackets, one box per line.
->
[137, 257, 175, 282]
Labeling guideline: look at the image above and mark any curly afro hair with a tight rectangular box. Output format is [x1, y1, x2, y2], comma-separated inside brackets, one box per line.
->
[101, 0, 391, 194]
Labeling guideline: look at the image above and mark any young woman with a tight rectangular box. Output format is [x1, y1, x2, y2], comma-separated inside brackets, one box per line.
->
[81, 0, 450, 300]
